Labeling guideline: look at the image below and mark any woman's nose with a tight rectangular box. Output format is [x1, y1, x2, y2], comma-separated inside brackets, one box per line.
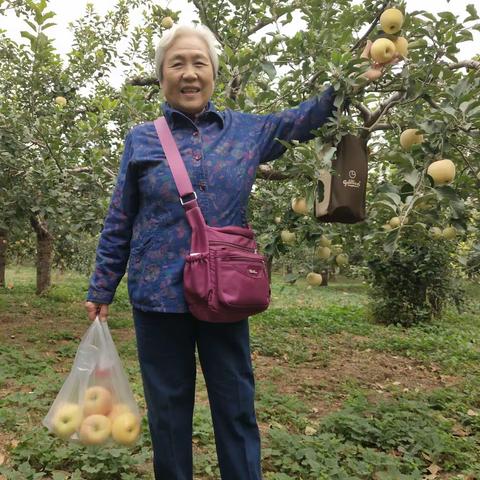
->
[182, 65, 198, 79]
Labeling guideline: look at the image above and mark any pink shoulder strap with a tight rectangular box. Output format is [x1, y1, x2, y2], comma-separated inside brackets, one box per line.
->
[153, 117, 197, 205]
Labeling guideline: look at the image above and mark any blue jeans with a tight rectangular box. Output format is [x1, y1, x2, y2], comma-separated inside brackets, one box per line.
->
[133, 309, 262, 480]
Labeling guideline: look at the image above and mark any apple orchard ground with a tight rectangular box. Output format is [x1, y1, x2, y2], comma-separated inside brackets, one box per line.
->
[1, 266, 480, 479]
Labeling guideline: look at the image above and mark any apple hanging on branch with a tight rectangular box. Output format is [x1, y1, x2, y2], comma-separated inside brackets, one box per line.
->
[400, 129, 424, 150]
[291, 197, 309, 215]
[380, 8, 404, 34]
[427, 159, 456, 186]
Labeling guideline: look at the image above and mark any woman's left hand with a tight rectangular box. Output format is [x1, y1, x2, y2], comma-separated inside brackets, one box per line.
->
[359, 39, 401, 83]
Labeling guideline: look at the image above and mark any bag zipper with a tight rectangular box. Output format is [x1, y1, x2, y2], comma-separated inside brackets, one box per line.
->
[210, 240, 257, 254]
[221, 255, 265, 263]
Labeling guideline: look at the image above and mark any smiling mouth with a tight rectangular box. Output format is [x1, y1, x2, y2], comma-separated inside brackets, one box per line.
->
[181, 88, 201, 94]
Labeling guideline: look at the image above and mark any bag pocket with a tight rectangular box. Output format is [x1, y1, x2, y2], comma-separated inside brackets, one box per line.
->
[215, 252, 270, 310]
[184, 252, 211, 304]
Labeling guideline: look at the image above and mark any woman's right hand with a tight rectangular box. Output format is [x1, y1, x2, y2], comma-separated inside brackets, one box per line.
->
[85, 301, 109, 322]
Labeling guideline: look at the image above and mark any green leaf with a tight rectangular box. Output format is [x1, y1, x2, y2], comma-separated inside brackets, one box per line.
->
[262, 61, 276, 80]
[382, 192, 401, 205]
[20, 31, 36, 43]
[403, 170, 420, 187]
[466, 4, 479, 20]
[373, 200, 398, 213]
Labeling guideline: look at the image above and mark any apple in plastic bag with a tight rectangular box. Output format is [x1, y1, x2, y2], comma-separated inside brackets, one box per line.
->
[108, 403, 132, 421]
[111, 412, 141, 446]
[83, 386, 113, 416]
[79, 414, 112, 445]
[52, 403, 83, 439]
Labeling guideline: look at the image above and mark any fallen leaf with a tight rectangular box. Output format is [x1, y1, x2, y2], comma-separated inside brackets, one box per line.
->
[428, 464, 441, 475]
[467, 409, 479, 417]
[304, 426, 317, 436]
[0, 453, 5, 465]
[452, 424, 469, 437]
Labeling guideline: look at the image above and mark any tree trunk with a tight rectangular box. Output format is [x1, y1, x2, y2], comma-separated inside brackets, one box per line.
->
[321, 268, 329, 286]
[266, 254, 273, 282]
[0, 228, 6, 288]
[30, 215, 53, 294]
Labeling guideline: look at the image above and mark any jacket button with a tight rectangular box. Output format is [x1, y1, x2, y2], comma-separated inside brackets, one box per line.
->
[199, 182, 206, 191]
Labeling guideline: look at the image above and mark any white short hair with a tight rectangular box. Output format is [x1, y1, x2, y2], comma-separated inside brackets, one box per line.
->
[155, 24, 221, 84]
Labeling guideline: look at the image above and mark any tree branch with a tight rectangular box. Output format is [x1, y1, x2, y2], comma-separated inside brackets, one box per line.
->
[444, 60, 480, 71]
[127, 76, 158, 86]
[351, 99, 372, 123]
[362, 123, 395, 132]
[451, 143, 478, 177]
[191, 0, 224, 46]
[366, 90, 406, 128]
[256, 164, 299, 181]
[350, 1, 389, 52]
[246, 11, 289, 38]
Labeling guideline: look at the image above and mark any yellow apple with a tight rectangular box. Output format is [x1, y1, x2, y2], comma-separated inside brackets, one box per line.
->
[79, 414, 112, 445]
[83, 386, 113, 417]
[291, 197, 309, 215]
[427, 159, 456, 186]
[370, 38, 397, 64]
[111, 412, 141, 446]
[380, 8, 404, 34]
[319, 235, 331, 247]
[280, 230, 296, 245]
[389, 216, 401, 228]
[55, 96, 67, 107]
[429, 226, 443, 239]
[393, 36, 408, 58]
[335, 253, 349, 266]
[316, 246, 331, 259]
[306, 272, 323, 286]
[108, 403, 132, 422]
[331, 244, 343, 255]
[442, 226, 457, 240]
[52, 403, 83, 439]
[400, 128, 424, 150]
[161, 16, 174, 29]
[382, 224, 393, 231]
[274, 216, 282, 224]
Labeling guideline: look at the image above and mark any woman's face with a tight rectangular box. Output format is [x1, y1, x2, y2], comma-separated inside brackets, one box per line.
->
[161, 33, 215, 117]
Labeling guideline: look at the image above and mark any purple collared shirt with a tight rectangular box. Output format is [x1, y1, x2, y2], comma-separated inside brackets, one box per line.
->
[87, 86, 336, 312]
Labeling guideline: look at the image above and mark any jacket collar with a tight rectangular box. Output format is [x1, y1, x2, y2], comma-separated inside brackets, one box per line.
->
[161, 101, 224, 129]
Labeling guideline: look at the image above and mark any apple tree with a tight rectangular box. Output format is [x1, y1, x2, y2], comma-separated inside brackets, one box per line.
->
[0, 0, 172, 292]
[2, 0, 479, 327]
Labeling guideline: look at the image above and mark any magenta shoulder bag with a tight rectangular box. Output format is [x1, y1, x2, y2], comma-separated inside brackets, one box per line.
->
[153, 117, 271, 323]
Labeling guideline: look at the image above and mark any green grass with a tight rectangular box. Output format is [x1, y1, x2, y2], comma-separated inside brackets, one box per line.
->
[1, 266, 480, 479]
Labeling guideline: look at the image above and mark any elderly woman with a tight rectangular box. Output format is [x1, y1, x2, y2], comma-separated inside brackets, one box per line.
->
[85, 23, 389, 480]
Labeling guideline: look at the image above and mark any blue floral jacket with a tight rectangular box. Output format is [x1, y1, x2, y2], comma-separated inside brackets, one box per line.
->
[87, 86, 336, 312]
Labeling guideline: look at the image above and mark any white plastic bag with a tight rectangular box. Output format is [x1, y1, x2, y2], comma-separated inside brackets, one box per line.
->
[43, 317, 141, 447]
